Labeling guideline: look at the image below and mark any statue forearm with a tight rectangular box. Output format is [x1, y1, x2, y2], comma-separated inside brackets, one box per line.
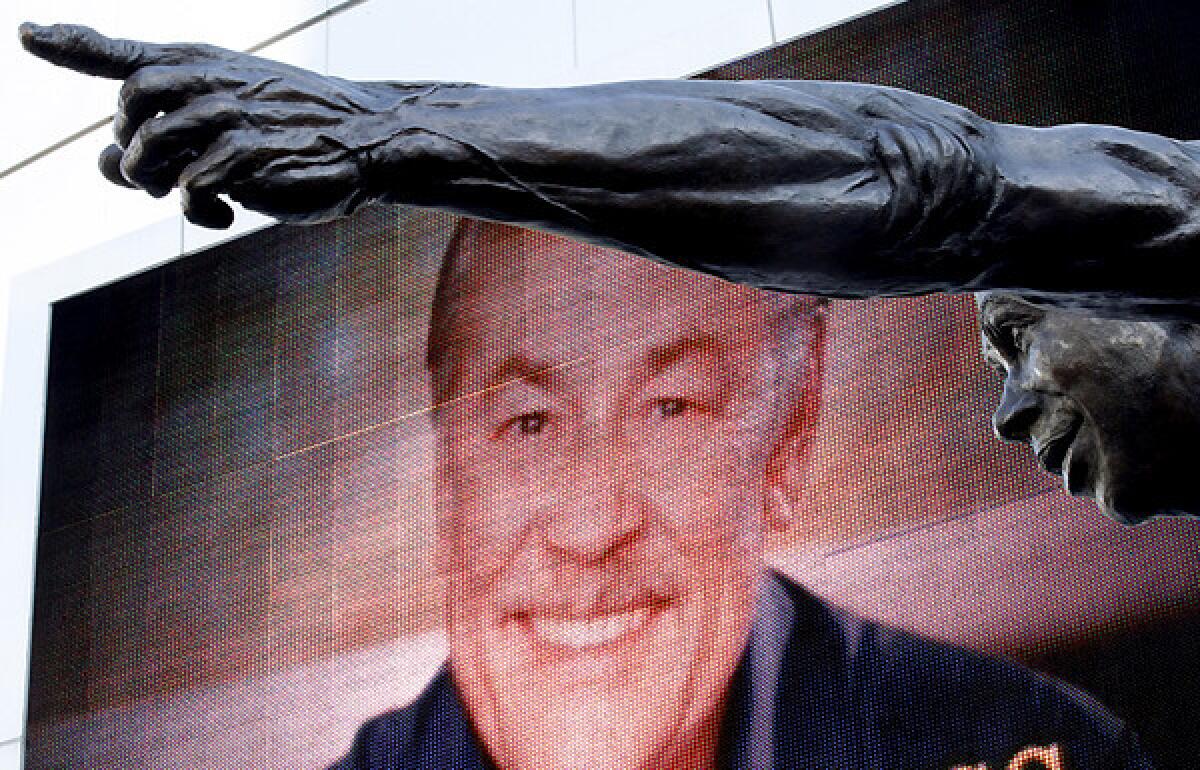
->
[361, 79, 1200, 310]
[360, 79, 997, 295]
[975, 123, 1200, 304]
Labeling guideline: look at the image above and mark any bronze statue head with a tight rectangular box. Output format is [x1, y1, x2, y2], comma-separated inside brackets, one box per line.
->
[979, 292, 1200, 524]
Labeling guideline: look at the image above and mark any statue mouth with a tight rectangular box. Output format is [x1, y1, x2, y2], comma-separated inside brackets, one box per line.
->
[1032, 412, 1083, 476]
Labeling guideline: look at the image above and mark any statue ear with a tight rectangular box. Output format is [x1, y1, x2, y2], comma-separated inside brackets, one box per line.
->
[764, 312, 826, 532]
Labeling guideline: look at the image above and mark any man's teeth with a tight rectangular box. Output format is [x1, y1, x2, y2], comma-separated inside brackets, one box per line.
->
[531, 609, 649, 649]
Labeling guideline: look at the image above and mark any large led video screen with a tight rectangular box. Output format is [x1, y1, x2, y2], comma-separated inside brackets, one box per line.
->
[27, 1, 1200, 768]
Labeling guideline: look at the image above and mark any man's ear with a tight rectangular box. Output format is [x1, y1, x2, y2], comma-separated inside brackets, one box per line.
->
[764, 311, 826, 532]
[764, 417, 819, 531]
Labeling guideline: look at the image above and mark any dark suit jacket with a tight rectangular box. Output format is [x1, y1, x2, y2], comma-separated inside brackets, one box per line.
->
[330, 572, 1151, 769]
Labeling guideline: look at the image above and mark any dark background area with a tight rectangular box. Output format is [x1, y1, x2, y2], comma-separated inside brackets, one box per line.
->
[710, 0, 1200, 137]
[31, 0, 1200, 767]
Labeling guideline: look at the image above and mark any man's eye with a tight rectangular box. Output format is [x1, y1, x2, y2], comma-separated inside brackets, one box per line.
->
[494, 411, 549, 439]
[653, 398, 689, 418]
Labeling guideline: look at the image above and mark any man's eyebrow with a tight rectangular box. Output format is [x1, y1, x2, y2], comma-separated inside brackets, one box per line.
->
[642, 333, 724, 378]
[482, 354, 560, 391]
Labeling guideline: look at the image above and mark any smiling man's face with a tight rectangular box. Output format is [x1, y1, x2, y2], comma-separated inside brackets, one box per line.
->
[428, 223, 820, 769]
[979, 292, 1200, 523]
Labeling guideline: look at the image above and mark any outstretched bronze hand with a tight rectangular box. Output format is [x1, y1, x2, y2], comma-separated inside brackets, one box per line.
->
[21, 22, 403, 227]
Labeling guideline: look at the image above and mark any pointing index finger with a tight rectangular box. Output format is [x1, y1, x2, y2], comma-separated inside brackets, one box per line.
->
[19, 22, 201, 80]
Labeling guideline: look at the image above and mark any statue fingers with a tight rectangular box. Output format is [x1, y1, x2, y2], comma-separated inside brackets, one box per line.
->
[180, 186, 234, 229]
[112, 66, 342, 151]
[178, 133, 254, 227]
[19, 22, 221, 80]
[114, 65, 244, 148]
[178, 129, 362, 225]
[120, 94, 247, 196]
[98, 143, 136, 188]
[20, 22, 154, 79]
[238, 160, 363, 223]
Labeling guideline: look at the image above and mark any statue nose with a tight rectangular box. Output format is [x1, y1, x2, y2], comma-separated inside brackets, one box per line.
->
[993, 380, 1042, 443]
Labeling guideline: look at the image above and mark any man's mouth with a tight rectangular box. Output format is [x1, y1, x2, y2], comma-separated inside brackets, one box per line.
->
[506, 597, 675, 662]
[529, 608, 652, 650]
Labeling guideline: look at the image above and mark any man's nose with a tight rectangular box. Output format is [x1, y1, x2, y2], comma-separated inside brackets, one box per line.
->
[544, 439, 647, 563]
[992, 379, 1042, 443]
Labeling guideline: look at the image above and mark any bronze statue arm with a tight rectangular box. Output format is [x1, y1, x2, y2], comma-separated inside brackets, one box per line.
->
[19, 23, 1200, 312]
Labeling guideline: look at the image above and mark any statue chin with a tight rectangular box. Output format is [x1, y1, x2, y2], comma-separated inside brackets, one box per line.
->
[1092, 477, 1196, 526]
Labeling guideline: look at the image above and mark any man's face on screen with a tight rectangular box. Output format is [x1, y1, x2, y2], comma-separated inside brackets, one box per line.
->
[979, 292, 1200, 523]
[429, 225, 814, 769]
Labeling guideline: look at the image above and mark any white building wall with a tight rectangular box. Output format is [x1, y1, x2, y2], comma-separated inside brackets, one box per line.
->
[0, 1, 895, 765]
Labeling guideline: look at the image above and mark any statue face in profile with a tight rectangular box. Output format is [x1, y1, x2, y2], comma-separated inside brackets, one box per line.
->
[978, 292, 1200, 524]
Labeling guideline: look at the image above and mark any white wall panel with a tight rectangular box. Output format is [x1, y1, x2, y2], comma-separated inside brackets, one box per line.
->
[0, 739, 21, 770]
[0, 218, 183, 748]
[769, 0, 901, 45]
[0, 125, 181, 399]
[574, 0, 772, 81]
[328, 0, 575, 86]
[107, 0, 328, 53]
[0, 126, 180, 280]
[3, 2, 122, 171]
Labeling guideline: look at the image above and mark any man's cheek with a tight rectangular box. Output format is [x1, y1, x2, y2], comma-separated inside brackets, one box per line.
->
[647, 477, 759, 550]
[440, 477, 534, 573]
[642, 422, 733, 472]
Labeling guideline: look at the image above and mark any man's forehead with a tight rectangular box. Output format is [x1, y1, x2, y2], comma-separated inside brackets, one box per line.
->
[458, 224, 721, 295]
[447, 223, 771, 340]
